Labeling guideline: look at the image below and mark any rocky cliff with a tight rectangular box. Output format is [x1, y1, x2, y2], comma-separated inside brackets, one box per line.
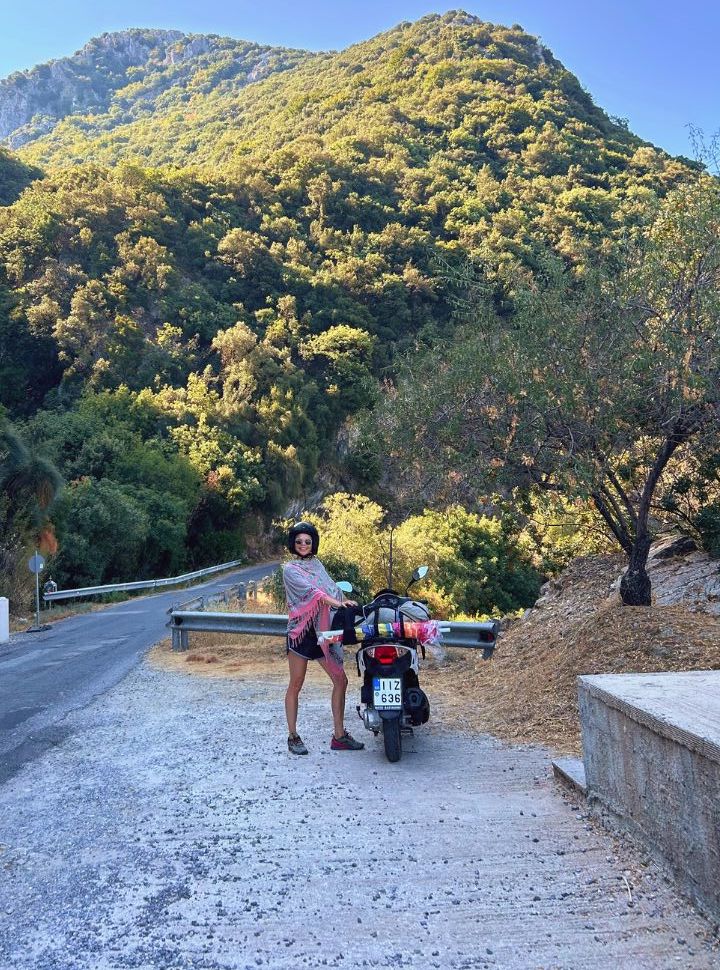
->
[530, 534, 720, 619]
[0, 29, 305, 149]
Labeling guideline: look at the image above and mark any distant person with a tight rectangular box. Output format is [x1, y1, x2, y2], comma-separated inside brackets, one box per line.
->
[43, 577, 58, 597]
[282, 521, 364, 755]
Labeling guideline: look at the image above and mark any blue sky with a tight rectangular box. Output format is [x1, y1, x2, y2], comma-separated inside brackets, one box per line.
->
[1, 0, 717, 159]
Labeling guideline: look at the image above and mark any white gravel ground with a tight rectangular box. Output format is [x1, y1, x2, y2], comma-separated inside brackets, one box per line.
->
[0, 662, 717, 970]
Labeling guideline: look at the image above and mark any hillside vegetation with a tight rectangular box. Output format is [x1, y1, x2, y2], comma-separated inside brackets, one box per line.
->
[0, 148, 41, 203]
[0, 12, 716, 607]
[0, 29, 306, 149]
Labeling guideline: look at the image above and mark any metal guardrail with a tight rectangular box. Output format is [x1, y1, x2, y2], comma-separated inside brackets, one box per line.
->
[168, 609, 499, 656]
[168, 582, 251, 614]
[44, 559, 246, 603]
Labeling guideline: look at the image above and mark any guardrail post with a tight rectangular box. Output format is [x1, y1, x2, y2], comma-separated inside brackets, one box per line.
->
[171, 623, 189, 652]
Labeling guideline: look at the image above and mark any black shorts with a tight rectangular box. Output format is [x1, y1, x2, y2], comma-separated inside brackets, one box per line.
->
[287, 627, 324, 662]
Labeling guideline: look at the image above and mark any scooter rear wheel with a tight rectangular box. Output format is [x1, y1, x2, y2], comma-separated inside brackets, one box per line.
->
[383, 717, 402, 763]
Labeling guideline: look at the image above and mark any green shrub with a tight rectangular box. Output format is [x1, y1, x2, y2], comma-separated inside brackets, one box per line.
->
[696, 502, 720, 559]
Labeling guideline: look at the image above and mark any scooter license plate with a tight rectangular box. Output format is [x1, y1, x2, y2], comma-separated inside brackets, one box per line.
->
[373, 677, 402, 709]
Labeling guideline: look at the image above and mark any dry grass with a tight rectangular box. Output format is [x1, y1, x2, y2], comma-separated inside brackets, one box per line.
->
[148, 564, 720, 756]
[148, 592, 304, 682]
[149, 630, 294, 681]
[445, 555, 720, 755]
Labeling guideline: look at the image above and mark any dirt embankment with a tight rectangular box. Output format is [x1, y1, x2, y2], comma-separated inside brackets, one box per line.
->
[451, 552, 720, 755]
[150, 546, 720, 756]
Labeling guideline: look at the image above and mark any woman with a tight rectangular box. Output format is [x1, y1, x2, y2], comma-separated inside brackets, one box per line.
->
[283, 521, 365, 755]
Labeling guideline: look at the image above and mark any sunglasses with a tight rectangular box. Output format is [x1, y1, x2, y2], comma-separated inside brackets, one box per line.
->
[294, 538, 312, 546]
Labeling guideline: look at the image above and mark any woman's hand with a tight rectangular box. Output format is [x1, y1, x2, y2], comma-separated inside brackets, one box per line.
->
[323, 595, 358, 609]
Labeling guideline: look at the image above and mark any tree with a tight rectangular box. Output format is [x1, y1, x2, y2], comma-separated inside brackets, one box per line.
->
[0, 149, 42, 205]
[371, 181, 720, 605]
[0, 411, 63, 535]
[0, 412, 63, 603]
[284, 492, 541, 616]
[395, 506, 541, 615]
[52, 477, 149, 585]
[299, 324, 377, 417]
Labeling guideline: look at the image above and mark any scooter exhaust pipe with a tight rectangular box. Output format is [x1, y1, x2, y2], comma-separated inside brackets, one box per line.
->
[362, 707, 382, 732]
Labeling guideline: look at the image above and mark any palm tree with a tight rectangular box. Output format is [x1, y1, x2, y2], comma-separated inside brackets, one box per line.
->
[0, 414, 63, 531]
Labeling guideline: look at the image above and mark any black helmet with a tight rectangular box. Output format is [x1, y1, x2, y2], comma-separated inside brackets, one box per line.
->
[288, 521, 319, 555]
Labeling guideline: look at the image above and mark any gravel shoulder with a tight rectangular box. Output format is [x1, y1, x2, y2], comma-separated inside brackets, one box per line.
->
[0, 658, 718, 970]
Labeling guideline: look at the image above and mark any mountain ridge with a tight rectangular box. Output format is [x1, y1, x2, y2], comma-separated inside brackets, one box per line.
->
[0, 27, 310, 150]
[4, 11, 662, 172]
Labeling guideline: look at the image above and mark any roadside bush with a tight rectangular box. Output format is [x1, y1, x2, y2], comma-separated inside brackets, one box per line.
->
[695, 502, 720, 559]
[395, 505, 542, 617]
[0, 513, 34, 613]
[281, 493, 544, 619]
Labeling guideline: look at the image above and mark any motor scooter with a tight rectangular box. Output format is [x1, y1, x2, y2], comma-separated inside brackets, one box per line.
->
[331, 567, 439, 763]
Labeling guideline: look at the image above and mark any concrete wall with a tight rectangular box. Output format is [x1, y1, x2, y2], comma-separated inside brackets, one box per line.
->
[578, 671, 720, 923]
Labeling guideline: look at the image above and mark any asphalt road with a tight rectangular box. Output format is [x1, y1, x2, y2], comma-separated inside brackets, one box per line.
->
[0, 668, 716, 969]
[0, 561, 276, 785]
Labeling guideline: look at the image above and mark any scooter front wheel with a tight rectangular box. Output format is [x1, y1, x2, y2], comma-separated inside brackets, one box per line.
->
[383, 716, 402, 763]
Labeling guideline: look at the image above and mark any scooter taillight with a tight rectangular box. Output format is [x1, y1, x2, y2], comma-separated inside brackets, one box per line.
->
[373, 645, 398, 665]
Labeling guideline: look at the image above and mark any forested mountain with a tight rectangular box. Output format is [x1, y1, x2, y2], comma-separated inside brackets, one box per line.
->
[0, 147, 41, 203]
[0, 11, 710, 598]
[0, 29, 306, 149]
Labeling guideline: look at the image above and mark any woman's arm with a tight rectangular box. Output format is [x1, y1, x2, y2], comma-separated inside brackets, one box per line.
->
[322, 593, 359, 610]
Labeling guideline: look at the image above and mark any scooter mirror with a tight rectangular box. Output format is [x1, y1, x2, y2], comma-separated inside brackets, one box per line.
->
[411, 565, 429, 583]
[337, 581, 354, 593]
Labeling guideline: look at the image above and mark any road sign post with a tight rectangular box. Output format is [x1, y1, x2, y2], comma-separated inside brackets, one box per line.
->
[28, 551, 45, 632]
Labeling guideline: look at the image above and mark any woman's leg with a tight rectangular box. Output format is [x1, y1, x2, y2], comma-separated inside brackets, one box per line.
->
[286, 650, 308, 736]
[318, 658, 349, 739]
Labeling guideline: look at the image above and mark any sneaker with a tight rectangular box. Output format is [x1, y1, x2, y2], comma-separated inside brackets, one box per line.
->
[288, 733, 308, 755]
[331, 731, 365, 751]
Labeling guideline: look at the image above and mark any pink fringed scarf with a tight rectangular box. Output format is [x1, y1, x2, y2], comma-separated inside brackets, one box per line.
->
[283, 558, 345, 675]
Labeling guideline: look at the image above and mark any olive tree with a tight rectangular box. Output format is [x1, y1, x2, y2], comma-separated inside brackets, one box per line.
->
[372, 180, 720, 605]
